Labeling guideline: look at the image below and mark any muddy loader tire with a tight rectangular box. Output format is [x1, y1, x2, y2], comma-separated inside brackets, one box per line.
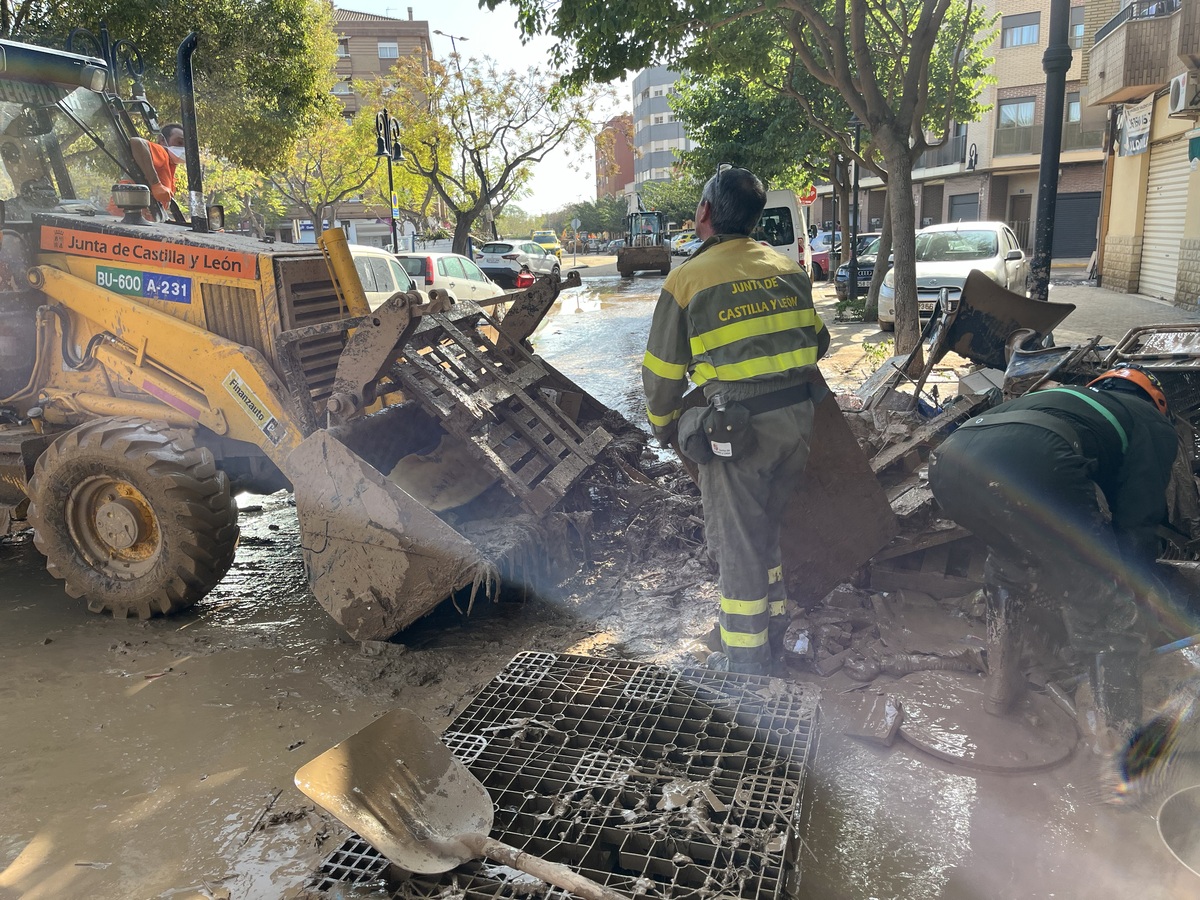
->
[27, 417, 239, 619]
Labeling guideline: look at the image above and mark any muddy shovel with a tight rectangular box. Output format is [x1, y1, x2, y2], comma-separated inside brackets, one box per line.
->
[294, 709, 628, 900]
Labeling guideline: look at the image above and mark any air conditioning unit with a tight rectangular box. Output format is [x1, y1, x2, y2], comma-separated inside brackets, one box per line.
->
[921, 217, 934, 227]
[1169, 71, 1200, 116]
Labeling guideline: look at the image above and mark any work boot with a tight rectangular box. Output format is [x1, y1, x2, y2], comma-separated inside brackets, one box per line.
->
[1084, 649, 1144, 755]
[983, 579, 1026, 715]
[703, 623, 722, 653]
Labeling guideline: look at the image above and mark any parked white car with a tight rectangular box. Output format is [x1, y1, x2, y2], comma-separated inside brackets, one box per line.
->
[348, 244, 416, 311]
[478, 239, 560, 288]
[877, 221, 1029, 331]
[395, 251, 506, 306]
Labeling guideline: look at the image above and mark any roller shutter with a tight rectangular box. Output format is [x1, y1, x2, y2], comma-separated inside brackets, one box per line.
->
[1140, 138, 1189, 301]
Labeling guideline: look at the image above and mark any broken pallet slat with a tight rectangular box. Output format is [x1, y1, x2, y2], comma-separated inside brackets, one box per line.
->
[870, 399, 974, 475]
[874, 525, 973, 562]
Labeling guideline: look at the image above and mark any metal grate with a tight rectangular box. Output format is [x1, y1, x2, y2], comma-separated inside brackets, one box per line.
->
[313, 652, 819, 900]
[312, 832, 392, 892]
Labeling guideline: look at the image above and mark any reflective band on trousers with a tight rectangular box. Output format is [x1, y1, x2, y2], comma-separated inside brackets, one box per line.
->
[721, 624, 769, 647]
[720, 596, 768, 616]
[769, 599, 786, 617]
[767, 566, 783, 585]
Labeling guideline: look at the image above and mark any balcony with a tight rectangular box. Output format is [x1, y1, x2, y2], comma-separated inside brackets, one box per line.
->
[1061, 121, 1104, 151]
[1089, 0, 1184, 104]
[993, 122, 1104, 156]
[916, 134, 967, 169]
[994, 123, 1042, 156]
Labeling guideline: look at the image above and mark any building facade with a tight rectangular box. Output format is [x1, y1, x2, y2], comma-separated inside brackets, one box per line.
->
[818, 1, 1105, 260]
[631, 67, 696, 186]
[595, 114, 635, 199]
[1088, 0, 1200, 305]
[289, 7, 432, 245]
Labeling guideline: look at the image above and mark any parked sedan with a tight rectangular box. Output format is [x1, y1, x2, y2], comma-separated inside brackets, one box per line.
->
[834, 237, 882, 301]
[478, 240, 561, 288]
[877, 221, 1028, 331]
[395, 251, 506, 305]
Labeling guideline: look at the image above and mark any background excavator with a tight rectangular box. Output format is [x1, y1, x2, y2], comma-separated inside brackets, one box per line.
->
[0, 33, 633, 641]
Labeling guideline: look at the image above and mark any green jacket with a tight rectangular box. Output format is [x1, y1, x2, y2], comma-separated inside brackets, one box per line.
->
[641, 235, 829, 439]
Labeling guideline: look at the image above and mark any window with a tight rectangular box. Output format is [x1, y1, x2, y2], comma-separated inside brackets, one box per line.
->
[336, 39, 349, 58]
[378, 42, 399, 58]
[1069, 6, 1085, 49]
[654, 115, 664, 125]
[998, 97, 1035, 128]
[653, 88, 663, 97]
[1001, 12, 1040, 47]
[388, 259, 414, 291]
[461, 258, 486, 281]
[332, 79, 352, 95]
[440, 257, 465, 278]
[353, 258, 379, 292]
[1066, 92, 1081, 124]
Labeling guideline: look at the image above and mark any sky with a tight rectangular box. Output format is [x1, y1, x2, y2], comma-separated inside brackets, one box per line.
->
[345, 0, 629, 215]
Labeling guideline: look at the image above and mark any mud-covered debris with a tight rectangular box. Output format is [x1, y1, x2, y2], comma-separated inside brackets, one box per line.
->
[360, 639, 407, 658]
[821, 584, 869, 610]
[814, 648, 851, 676]
[846, 694, 905, 747]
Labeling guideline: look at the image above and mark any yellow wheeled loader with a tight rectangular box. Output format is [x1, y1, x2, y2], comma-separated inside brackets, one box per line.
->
[0, 34, 616, 640]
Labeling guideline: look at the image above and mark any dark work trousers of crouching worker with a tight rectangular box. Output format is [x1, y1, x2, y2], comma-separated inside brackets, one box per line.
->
[929, 420, 1148, 733]
[695, 400, 815, 674]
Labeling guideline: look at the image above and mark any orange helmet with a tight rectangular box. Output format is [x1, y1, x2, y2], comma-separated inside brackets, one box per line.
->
[1087, 363, 1169, 415]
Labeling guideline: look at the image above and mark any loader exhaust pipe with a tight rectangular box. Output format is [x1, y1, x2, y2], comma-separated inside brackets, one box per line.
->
[176, 32, 206, 233]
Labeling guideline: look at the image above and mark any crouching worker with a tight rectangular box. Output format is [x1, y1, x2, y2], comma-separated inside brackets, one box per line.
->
[641, 165, 830, 676]
[928, 365, 1178, 749]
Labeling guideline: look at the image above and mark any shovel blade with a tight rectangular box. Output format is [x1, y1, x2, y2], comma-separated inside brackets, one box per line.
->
[295, 708, 494, 874]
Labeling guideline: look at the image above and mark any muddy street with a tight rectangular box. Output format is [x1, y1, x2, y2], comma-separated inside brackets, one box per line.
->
[3, 273, 1200, 899]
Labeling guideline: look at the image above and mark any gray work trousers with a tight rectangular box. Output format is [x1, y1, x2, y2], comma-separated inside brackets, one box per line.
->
[697, 400, 815, 671]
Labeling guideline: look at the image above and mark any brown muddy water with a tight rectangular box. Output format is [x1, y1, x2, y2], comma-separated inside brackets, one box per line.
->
[3, 274, 1200, 899]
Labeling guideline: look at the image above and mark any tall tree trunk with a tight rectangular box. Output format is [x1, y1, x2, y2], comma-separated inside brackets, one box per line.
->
[451, 214, 473, 255]
[836, 177, 850, 268]
[881, 138, 921, 366]
[864, 190, 891, 322]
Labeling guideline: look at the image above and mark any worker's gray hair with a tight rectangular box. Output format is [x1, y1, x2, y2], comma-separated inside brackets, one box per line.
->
[701, 167, 766, 235]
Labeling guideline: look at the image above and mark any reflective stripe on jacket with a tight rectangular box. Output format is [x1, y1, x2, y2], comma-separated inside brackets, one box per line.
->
[642, 235, 829, 437]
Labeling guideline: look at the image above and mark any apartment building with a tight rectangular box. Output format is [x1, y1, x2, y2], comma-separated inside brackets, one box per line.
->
[631, 67, 696, 186]
[1088, 0, 1200, 305]
[595, 114, 635, 199]
[817, 1, 1105, 259]
[290, 7, 432, 245]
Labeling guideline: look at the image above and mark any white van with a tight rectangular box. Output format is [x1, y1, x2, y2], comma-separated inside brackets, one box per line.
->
[348, 244, 416, 310]
[754, 189, 812, 275]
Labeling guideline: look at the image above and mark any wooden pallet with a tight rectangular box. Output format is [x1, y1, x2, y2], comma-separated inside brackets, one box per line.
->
[869, 535, 987, 598]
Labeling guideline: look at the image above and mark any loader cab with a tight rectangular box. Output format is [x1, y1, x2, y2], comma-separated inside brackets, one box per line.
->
[0, 40, 141, 222]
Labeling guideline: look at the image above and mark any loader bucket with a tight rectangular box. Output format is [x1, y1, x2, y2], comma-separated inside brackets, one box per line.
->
[285, 430, 498, 641]
[938, 270, 1076, 370]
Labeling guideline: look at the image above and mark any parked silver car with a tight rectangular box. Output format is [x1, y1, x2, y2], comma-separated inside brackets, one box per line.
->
[877, 221, 1029, 331]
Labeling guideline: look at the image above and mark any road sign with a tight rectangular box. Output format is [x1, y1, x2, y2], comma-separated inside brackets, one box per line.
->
[570, 217, 581, 230]
[391, 192, 400, 218]
[798, 185, 818, 206]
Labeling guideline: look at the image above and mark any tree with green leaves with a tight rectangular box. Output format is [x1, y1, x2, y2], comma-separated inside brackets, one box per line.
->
[201, 155, 286, 239]
[359, 54, 610, 256]
[488, 0, 993, 357]
[14, 0, 338, 173]
[268, 113, 380, 239]
[639, 178, 702, 229]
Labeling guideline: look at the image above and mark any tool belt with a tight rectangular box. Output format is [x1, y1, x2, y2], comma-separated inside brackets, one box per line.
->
[738, 382, 815, 416]
[959, 409, 1083, 454]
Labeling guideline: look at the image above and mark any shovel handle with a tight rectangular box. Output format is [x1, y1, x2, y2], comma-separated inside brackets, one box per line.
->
[463, 834, 630, 900]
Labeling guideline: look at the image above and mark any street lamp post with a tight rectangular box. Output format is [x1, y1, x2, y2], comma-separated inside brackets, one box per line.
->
[375, 109, 403, 253]
[847, 115, 862, 303]
[434, 29, 497, 241]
